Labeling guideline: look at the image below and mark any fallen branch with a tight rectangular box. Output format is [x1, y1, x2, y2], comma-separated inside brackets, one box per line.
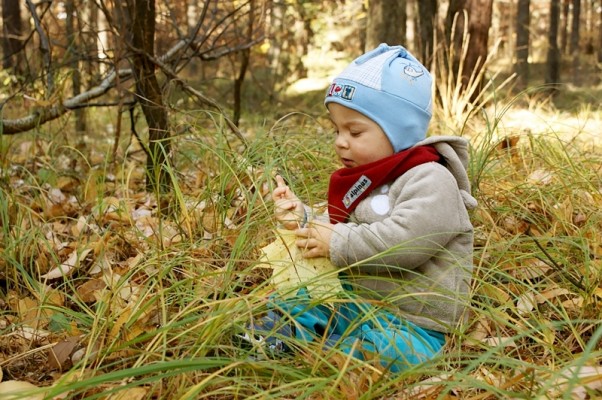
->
[1, 69, 133, 135]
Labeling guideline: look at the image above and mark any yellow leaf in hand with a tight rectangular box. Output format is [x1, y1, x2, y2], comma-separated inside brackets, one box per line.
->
[257, 229, 344, 300]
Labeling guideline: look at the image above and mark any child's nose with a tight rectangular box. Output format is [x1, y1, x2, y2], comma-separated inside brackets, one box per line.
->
[334, 134, 348, 148]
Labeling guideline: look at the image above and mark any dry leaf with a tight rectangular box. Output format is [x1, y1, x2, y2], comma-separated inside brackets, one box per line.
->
[398, 374, 454, 399]
[57, 176, 79, 192]
[535, 287, 572, 303]
[527, 169, 554, 185]
[516, 292, 536, 314]
[15, 297, 39, 326]
[548, 365, 602, 399]
[48, 336, 80, 371]
[477, 283, 512, 305]
[10, 325, 51, 341]
[514, 258, 552, 280]
[256, 229, 344, 300]
[467, 319, 491, 342]
[106, 387, 148, 400]
[76, 279, 106, 303]
[71, 216, 89, 237]
[0, 380, 45, 400]
[497, 135, 520, 151]
[109, 307, 133, 341]
[484, 336, 517, 348]
[40, 247, 93, 280]
[561, 296, 584, 310]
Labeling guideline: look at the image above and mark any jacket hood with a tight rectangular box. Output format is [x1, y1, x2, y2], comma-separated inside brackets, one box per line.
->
[415, 136, 478, 210]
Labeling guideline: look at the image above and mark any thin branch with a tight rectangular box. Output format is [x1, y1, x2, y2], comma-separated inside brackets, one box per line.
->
[25, 0, 54, 93]
[524, 226, 587, 292]
[66, 100, 137, 109]
[1, 69, 133, 135]
[198, 38, 263, 62]
[169, 0, 211, 72]
[128, 103, 151, 160]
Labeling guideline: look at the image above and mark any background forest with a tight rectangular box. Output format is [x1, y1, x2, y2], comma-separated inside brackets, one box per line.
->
[1, 0, 602, 399]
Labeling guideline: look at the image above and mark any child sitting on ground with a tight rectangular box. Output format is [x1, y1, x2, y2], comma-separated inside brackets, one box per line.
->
[251, 43, 476, 372]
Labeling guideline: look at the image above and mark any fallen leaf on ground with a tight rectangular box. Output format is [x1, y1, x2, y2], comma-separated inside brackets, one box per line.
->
[548, 365, 602, 399]
[40, 247, 93, 280]
[0, 380, 45, 400]
[76, 279, 106, 303]
[484, 336, 517, 348]
[106, 387, 148, 400]
[10, 325, 51, 341]
[48, 336, 81, 371]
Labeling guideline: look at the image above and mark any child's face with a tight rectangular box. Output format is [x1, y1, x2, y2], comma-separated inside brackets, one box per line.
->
[328, 103, 394, 168]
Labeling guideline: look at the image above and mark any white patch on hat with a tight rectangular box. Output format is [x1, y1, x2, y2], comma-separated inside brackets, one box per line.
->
[403, 65, 424, 79]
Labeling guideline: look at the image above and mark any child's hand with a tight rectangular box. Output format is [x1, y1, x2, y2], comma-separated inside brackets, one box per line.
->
[295, 222, 333, 259]
[272, 175, 305, 230]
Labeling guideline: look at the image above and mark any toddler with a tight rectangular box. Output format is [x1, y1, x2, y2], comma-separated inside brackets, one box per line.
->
[257, 43, 476, 372]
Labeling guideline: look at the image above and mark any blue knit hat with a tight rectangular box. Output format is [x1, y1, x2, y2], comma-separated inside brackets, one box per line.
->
[324, 43, 433, 152]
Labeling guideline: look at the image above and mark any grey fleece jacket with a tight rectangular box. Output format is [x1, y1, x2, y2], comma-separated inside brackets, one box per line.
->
[327, 136, 477, 333]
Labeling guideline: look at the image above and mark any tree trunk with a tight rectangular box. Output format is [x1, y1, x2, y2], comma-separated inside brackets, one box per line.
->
[560, 0, 570, 53]
[598, 3, 602, 63]
[2, 0, 23, 72]
[293, 3, 312, 79]
[233, 0, 254, 127]
[545, 0, 561, 91]
[66, 0, 87, 134]
[365, 0, 406, 50]
[415, 0, 437, 64]
[86, 0, 101, 79]
[128, 0, 171, 192]
[515, 0, 530, 90]
[446, 0, 493, 99]
[464, 0, 492, 87]
[569, 0, 581, 54]
[267, 2, 284, 93]
[444, 0, 464, 41]
[569, 0, 580, 85]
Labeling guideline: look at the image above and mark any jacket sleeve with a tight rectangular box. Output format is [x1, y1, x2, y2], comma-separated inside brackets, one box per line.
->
[329, 164, 468, 273]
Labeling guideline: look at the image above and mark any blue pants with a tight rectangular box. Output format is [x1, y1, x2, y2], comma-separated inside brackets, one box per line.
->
[259, 289, 445, 373]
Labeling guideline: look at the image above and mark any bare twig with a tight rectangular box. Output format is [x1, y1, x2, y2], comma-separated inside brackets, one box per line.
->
[66, 100, 137, 110]
[25, 0, 54, 93]
[524, 226, 587, 292]
[1, 69, 133, 135]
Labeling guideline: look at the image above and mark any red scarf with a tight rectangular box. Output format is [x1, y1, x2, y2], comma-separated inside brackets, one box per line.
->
[327, 145, 440, 223]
